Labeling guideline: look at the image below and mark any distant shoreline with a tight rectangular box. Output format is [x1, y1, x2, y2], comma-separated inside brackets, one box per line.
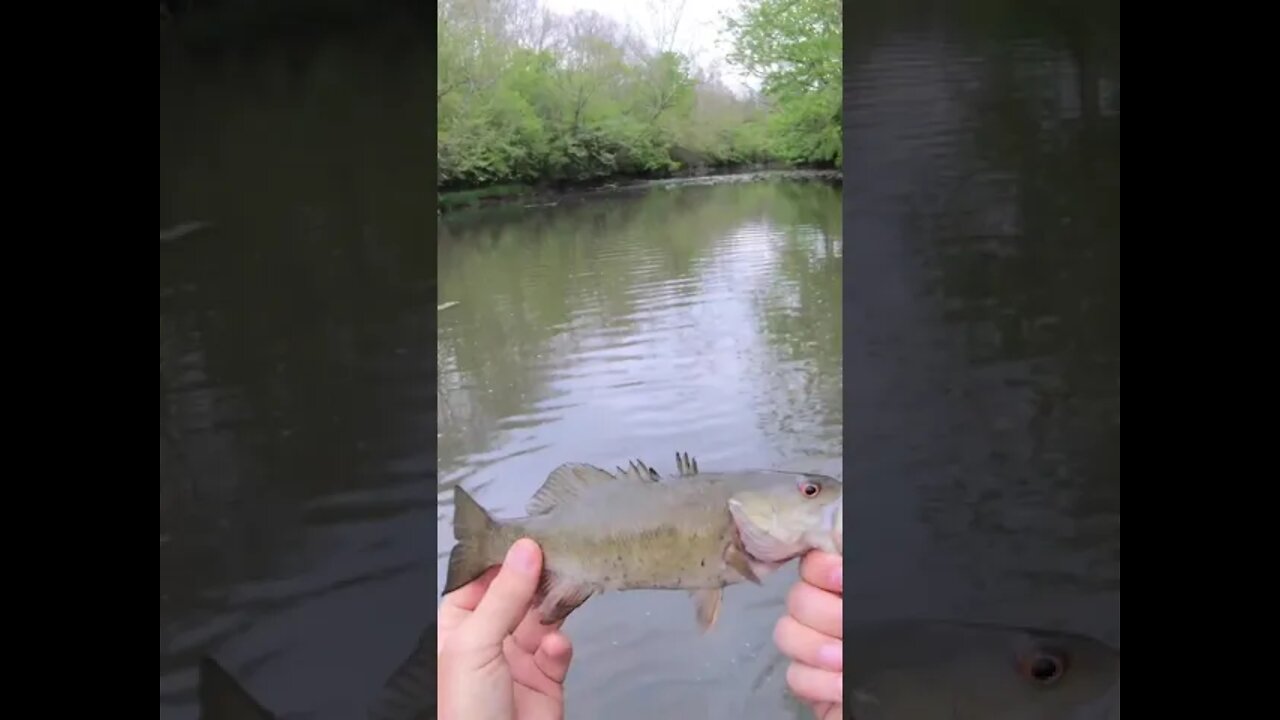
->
[437, 167, 843, 216]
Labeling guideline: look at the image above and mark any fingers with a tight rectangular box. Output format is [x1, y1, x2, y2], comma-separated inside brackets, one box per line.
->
[799, 551, 842, 595]
[533, 631, 573, 684]
[466, 539, 543, 647]
[779, 556, 843, 716]
[500, 636, 551, 695]
[512, 602, 565, 655]
[440, 566, 500, 615]
[438, 567, 500, 651]
[786, 579, 843, 639]
[500, 631, 572, 699]
[774, 615, 842, 672]
[786, 661, 843, 706]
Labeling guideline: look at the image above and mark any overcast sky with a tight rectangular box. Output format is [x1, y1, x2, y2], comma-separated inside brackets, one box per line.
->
[539, 0, 760, 95]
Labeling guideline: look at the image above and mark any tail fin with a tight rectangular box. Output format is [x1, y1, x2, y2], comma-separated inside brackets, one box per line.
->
[443, 485, 500, 595]
[198, 656, 276, 720]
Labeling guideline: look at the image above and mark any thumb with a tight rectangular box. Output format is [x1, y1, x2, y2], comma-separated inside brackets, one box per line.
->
[464, 538, 542, 647]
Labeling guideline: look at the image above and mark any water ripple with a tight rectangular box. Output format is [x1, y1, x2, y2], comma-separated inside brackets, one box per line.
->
[437, 175, 844, 719]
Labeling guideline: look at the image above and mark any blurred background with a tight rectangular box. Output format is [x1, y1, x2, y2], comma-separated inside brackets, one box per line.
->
[160, 0, 1117, 716]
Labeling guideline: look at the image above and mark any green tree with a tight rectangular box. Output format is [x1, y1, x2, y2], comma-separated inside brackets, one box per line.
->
[723, 0, 842, 164]
[436, 0, 844, 194]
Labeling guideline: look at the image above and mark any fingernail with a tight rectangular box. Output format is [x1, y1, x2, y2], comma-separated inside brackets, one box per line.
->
[830, 566, 842, 591]
[818, 643, 842, 670]
[506, 539, 539, 574]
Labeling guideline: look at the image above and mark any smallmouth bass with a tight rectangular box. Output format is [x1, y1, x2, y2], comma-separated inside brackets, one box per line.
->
[442, 452, 843, 631]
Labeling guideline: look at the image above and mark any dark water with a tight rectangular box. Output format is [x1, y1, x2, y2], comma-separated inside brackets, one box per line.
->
[840, 0, 1120, 690]
[159, 40, 435, 719]
[437, 175, 843, 719]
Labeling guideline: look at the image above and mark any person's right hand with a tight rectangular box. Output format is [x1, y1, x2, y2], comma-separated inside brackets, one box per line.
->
[437, 538, 574, 720]
[773, 550, 843, 720]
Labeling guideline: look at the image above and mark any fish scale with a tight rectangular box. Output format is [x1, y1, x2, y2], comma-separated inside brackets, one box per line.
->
[444, 452, 843, 631]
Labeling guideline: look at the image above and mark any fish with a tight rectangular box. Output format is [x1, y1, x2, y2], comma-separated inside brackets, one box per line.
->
[197, 657, 274, 720]
[841, 619, 1121, 719]
[443, 451, 843, 632]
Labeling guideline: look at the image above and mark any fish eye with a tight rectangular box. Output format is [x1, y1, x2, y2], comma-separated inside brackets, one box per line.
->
[1022, 652, 1066, 684]
[797, 479, 822, 498]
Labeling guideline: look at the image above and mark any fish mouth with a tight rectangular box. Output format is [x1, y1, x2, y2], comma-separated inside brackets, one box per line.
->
[820, 500, 841, 533]
[808, 500, 842, 556]
[830, 502, 842, 555]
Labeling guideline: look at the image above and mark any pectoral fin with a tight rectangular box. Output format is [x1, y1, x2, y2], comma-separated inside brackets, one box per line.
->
[724, 543, 762, 585]
[691, 588, 723, 633]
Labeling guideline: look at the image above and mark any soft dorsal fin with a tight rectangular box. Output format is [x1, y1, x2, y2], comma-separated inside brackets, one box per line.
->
[615, 458, 662, 482]
[527, 463, 618, 515]
[676, 451, 699, 476]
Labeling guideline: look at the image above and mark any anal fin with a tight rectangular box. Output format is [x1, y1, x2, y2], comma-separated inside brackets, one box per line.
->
[534, 571, 595, 625]
[691, 588, 723, 633]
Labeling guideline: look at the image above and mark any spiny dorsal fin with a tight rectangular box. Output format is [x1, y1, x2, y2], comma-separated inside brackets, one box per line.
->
[616, 458, 662, 482]
[527, 463, 617, 515]
[676, 451, 699, 476]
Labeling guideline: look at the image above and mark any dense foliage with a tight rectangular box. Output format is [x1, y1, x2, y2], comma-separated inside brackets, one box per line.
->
[724, 0, 842, 166]
[437, 0, 842, 191]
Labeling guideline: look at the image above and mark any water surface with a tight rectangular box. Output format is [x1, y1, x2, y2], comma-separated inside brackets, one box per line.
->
[840, 0, 1121, 672]
[437, 176, 844, 720]
[159, 39, 436, 720]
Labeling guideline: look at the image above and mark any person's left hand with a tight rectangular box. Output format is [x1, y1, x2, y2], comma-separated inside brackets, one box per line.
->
[773, 550, 843, 720]
[437, 538, 574, 720]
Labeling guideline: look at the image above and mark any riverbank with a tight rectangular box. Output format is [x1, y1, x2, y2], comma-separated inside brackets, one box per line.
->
[437, 167, 842, 216]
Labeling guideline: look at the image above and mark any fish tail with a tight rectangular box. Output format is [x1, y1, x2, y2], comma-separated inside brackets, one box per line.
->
[444, 485, 502, 595]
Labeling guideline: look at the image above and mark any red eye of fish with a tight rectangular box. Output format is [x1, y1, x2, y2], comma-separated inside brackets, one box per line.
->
[1021, 652, 1066, 684]
[799, 481, 821, 497]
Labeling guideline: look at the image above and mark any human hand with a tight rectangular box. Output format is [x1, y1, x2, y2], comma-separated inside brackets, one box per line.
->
[773, 550, 843, 720]
[438, 538, 574, 720]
